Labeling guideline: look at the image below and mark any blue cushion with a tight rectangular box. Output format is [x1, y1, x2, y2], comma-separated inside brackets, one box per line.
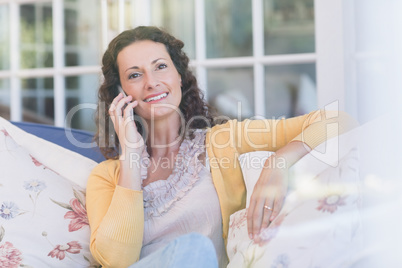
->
[11, 121, 105, 163]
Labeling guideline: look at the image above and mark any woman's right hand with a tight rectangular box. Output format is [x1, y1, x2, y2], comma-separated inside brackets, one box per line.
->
[108, 93, 145, 157]
[109, 93, 145, 190]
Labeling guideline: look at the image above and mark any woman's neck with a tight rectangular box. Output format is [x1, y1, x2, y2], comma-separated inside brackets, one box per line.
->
[145, 114, 184, 157]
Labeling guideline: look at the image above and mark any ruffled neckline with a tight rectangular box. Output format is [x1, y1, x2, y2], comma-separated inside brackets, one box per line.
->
[142, 130, 207, 219]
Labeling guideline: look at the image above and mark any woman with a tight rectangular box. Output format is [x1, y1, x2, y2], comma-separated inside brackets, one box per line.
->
[87, 26, 355, 268]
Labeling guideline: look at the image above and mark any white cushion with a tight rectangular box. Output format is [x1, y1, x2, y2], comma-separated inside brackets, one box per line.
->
[0, 117, 97, 188]
[227, 132, 362, 268]
[0, 117, 99, 267]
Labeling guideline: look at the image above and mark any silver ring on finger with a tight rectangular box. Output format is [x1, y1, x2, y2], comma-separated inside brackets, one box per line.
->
[264, 205, 272, 211]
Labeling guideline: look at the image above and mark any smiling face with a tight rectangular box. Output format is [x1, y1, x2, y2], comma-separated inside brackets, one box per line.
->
[117, 40, 182, 121]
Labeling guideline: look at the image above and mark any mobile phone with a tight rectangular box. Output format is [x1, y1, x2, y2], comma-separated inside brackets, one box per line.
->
[118, 85, 127, 97]
[117, 85, 130, 111]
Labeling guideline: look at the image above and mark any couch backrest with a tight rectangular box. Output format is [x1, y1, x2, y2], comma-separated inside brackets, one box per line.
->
[11, 121, 105, 163]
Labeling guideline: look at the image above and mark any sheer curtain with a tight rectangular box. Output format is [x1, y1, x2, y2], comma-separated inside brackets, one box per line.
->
[343, 1, 402, 267]
[344, 0, 402, 124]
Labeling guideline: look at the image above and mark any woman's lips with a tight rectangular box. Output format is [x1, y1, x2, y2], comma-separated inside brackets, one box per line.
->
[143, 92, 169, 103]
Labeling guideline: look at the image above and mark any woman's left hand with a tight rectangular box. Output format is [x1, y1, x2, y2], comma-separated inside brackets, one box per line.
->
[246, 157, 289, 242]
[246, 141, 310, 243]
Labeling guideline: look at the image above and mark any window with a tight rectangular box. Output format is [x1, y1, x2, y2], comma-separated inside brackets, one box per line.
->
[0, 0, 317, 131]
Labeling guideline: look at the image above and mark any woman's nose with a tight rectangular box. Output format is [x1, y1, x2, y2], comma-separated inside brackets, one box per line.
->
[143, 71, 159, 90]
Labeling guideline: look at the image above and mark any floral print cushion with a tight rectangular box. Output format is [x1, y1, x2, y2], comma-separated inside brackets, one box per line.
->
[0, 128, 99, 267]
[227, 148, 362, 268]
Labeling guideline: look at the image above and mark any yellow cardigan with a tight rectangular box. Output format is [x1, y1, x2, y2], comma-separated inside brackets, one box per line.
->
[86, 110, 356, 268]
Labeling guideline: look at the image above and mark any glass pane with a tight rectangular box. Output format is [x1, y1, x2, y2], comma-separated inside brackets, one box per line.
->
[64, 0, 101, 66]
[20, 4, 53, 69]
[0, 5, 9, 70]
[207, 68, 254, 120]
[107, 0, 118, 33]
[0, 79, 10, 119]
[65, 74, 99, 132]
[264, 0, 315, 55]
[66, 76, 78, 90]
[111, 0, 196, 60]
[151, 0, 195, 59]
[265, 64, 316, 119]
[107, 0, 126, 40]
[21, 77, 54, 124]
[123, 0, 143, 29]
[205, 0, 253, 58]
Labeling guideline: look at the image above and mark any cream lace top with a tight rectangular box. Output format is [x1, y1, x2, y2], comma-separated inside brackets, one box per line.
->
[139, 130, 228, 267]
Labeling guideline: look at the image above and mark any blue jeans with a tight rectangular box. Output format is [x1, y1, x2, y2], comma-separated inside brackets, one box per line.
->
[130, 233, 218, 268]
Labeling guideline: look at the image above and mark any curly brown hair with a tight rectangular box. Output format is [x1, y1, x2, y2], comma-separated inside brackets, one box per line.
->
[94, 26, 218, 159]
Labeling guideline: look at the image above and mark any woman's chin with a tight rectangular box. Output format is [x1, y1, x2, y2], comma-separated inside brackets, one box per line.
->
[141, 103, 181, 119]
[141, 109, 182, 122]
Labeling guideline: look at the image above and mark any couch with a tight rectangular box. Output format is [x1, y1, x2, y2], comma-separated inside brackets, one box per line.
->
[0, 115, 399, 267]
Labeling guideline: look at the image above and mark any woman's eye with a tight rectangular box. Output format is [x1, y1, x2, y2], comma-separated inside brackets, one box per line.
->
[128, 73, 140, 79]
[157, 63, 167, 70]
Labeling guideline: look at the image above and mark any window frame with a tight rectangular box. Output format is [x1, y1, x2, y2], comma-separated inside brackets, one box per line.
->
[0, 0, 340, 128]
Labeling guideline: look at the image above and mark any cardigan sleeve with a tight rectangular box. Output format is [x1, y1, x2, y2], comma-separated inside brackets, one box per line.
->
[86, 160, 144, 268]
[234, 109, 357, 154]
